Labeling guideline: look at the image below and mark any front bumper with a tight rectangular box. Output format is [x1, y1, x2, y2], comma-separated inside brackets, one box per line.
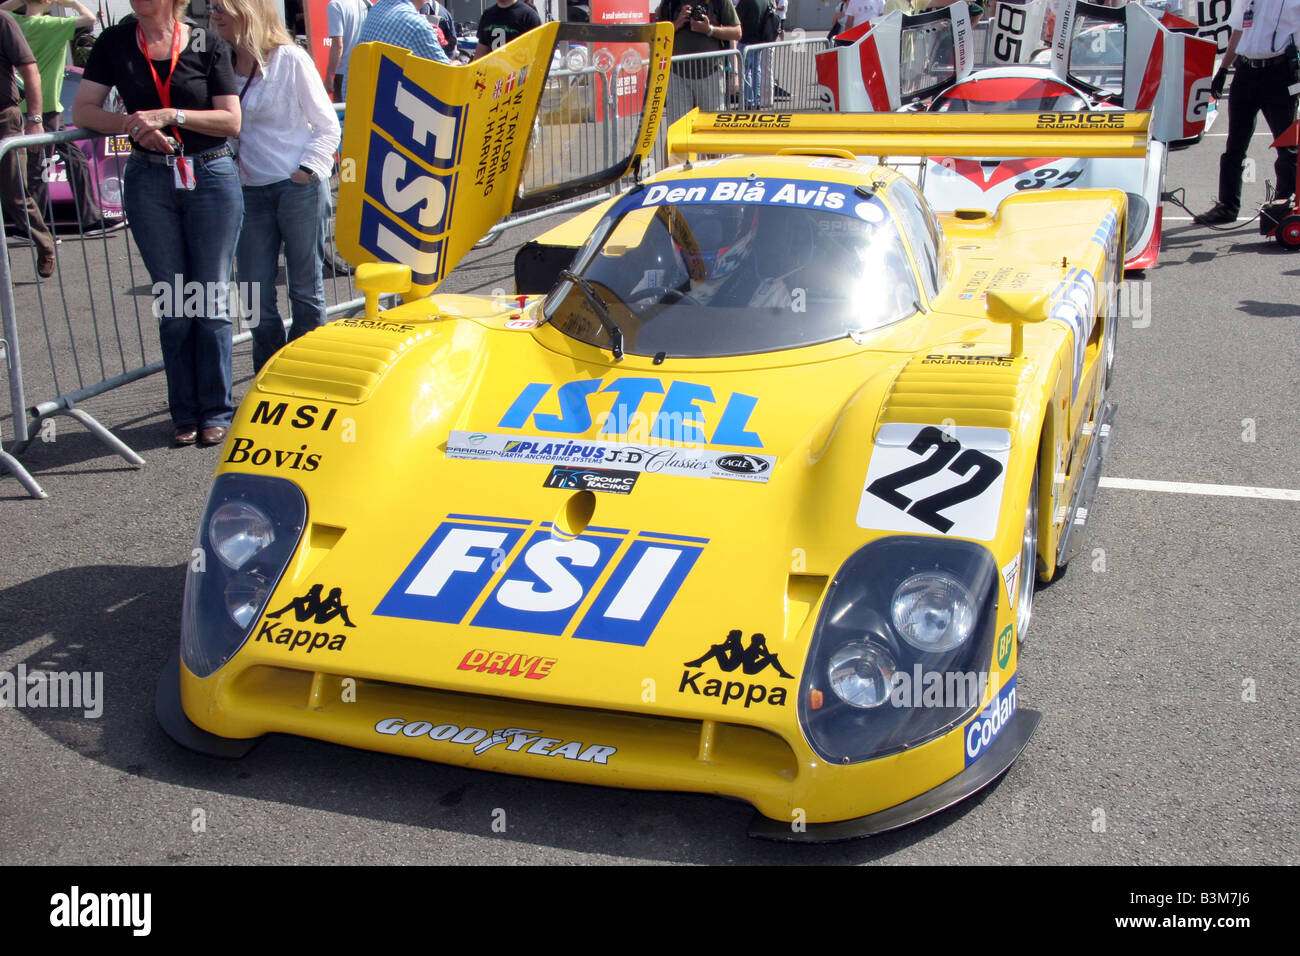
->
[157, 649, 1036, 839]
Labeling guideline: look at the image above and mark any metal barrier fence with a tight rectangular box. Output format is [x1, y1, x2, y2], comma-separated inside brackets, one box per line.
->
[0, 114, 363, 499]
[1, 35, 832, 499]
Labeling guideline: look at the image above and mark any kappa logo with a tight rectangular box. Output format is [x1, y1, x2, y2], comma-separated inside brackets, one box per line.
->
[374, 514, 706, 646]
[268, 585, 356, 627]
[678, 630, 794, 708]
[257, 585, 357, 654]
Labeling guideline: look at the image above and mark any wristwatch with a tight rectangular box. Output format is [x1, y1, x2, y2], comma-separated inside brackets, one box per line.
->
[175, 109, 187, 126]
[298, 165, 318, 181]
[24, 114, 41, 123]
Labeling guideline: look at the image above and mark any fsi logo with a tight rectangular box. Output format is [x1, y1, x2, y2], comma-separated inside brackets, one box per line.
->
[374, 515, 706, 646]
[359, 56, 466, 286]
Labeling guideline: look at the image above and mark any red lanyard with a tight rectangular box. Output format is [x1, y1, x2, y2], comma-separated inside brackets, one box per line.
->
[136, 23, 192, 185]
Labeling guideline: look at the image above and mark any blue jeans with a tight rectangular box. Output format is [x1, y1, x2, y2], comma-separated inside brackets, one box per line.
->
[238, 177, 329, 372]
[741, 45, 766, 109]
[124, 152, 243, 429]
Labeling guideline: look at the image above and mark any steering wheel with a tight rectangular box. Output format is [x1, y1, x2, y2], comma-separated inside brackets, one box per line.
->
[625, 286, 699, 307]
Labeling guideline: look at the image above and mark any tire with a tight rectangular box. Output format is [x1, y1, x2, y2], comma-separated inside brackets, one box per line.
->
[1279, 214, 1300, 249]
[1016, 466, 1039, 644]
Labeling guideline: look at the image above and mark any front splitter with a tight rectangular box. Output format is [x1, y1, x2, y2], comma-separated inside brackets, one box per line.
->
[748, 708, 1042, 842]
[155, 648, 262, 759]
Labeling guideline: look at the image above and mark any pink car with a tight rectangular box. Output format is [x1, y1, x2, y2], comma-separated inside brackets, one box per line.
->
[5, 66, 126, 233]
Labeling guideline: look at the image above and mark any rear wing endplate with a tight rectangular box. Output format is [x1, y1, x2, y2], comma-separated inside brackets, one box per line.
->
[336, 21, 673, 297]
[817, 0, 1213, 144]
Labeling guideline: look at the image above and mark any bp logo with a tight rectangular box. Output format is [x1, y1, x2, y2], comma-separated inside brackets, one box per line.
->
[996, 623, 1013, 669]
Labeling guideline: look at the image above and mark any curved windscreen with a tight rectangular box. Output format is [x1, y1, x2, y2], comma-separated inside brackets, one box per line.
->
[930, 76, 1088, 112]
[544, 179, 922, 358]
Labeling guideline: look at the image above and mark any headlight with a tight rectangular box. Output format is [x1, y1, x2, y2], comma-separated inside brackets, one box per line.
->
[891, 572, 977, 653]
[209, 501, 274, 570]
[798, 537, 999, 764]
[181, 474, 306, 678]
[828, 642, 897, 709]
[224, 570, 272, 629]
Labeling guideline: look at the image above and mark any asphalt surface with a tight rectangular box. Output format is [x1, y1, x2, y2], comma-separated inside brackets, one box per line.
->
[1, 121, 1297, 866]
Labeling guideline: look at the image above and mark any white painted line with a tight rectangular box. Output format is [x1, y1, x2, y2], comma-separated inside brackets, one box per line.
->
[1204, 131, 1275, 136]
[1100, 477, 1300, 501]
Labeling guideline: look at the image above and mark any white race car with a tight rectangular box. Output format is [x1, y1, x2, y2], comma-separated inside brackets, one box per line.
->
[815, 0, 1218, 270]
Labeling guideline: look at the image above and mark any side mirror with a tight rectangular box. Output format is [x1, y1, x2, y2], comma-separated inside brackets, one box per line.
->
[354, 262, 413, 320]
[985, 288, 1049, 357]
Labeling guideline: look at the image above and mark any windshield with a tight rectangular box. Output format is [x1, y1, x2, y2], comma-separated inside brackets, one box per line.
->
[931, 77, 1088, 112]
[544, 178, 921, 358]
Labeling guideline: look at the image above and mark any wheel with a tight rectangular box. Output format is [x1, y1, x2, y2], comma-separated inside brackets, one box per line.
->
[1016, 466, 1039, 644]
[1278, 214, 1300, 249]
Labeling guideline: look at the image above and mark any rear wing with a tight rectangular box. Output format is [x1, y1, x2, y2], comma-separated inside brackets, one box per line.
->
[816, 0, 1214, 143]
[336, 21, 673, 297]
[665, 110, 1151, 163]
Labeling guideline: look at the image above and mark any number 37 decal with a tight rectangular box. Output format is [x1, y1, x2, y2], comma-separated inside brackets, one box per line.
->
[857, 424, 1011, 541]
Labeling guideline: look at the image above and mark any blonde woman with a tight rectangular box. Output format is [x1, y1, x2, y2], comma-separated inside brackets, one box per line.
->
[72, 0, 242, 447]
[210, 0, 341, 373]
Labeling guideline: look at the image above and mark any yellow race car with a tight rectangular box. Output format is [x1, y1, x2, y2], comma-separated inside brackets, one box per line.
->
[158, 22, 1127, 840]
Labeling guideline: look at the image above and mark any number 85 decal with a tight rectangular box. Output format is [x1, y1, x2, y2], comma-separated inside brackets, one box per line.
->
[857, 424, 1012, 541]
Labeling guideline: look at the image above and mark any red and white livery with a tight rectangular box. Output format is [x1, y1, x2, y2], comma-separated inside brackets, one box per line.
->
[815, 0, 1219, 270]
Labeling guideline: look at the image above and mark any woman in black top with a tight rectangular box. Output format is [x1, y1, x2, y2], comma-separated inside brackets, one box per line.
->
[72, 0, 243, 448]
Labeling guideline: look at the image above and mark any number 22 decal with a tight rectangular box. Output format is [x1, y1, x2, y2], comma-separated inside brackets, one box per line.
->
[857, 424, 1011, 540]
[866, 427, 1003, 533]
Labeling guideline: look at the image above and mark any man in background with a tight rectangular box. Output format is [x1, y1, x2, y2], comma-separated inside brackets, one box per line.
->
[841, 0, 884, 32]
[0, 8, 54, 277]
[3, 0, 110, 233]
[737, 0, 780, 108]
[656, 0, 741, 126]
[419, 0, 457, 60]
[473, 0, 541, 59]
[356, 0, 450, 63]
[1196, 0, 1300, 225]
[326, 0, 369, 102]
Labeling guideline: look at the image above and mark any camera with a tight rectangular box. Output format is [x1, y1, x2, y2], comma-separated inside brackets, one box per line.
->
[690, 4, 707, 20]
